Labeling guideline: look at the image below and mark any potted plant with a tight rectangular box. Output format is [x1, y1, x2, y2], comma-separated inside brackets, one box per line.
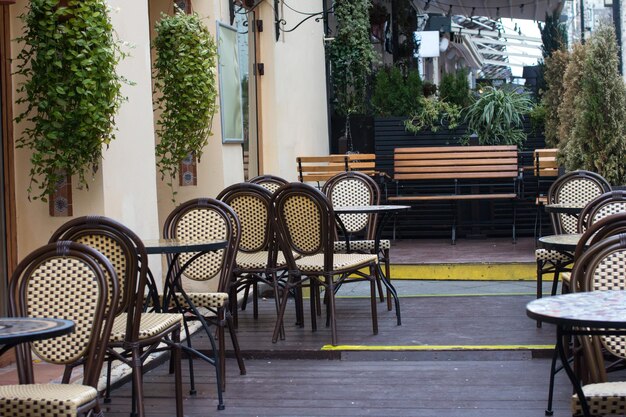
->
[153, 9, 218, 194]
[327, 0, 376, 152]
[14, 0, 127, 201]
[463, 85, 533, 147]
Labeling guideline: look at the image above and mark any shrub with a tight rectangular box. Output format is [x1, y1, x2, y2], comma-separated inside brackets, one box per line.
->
[371, 66, 423, 116]
[561, 24, 626, 185]
[439, 69, 471, 108]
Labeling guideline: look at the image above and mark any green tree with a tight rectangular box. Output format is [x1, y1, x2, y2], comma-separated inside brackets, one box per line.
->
[439, 69, 470, 108]
[563, 25, 626, 184]
[327, 0, 377, 116]
[541, 49, 570, 147]
[557, 43, 585, 166]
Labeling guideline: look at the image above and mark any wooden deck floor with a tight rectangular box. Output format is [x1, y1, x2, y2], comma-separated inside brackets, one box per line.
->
[103, 290, 582, 416]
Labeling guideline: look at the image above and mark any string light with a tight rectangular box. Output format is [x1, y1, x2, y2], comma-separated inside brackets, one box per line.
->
[424, 0, 431, 11]
[496, 7, 500, 18]
[447, 4, 453, 16]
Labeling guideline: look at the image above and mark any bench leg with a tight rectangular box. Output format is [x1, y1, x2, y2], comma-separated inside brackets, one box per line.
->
[451, 200, 457, 245]
[512, 199, 517, 244]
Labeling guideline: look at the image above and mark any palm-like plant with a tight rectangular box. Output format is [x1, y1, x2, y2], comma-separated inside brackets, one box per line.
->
[464, 85, 533, 147]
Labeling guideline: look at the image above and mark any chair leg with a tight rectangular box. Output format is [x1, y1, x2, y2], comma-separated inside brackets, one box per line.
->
[273, 278, 294, 343]
[181, 316, 197, 395]
[131, 346, 145, 417]
[217, 309, 227, 393]
[551, 269, 560, 297]
[172, 328, 184, 417]
[224, 309, 246, 375]
[310, 278, 318, 332]
[370, 265, 379, 335]
[252, 282, 259, 319]
[271, 271, 285, 340]
[536, 260, 545, 328]
[104, 359, 113, 403]
[384, 249, 392, 311]
[546, 343, 558, 416]
[326, 275, 338, 346]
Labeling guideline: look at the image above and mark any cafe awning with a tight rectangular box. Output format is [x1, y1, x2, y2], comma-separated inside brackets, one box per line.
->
[412, 0, 564, 21]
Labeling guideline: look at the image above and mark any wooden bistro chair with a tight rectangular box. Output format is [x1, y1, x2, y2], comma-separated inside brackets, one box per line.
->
[535, 170, 611, 310]
[0, 241, 118, 417]
[569, 233, 626, 416]
[249, 174, 288, 194]
[163, 198, 246, 395]
[545, 213, 626, 415]
[217, 183, 290, 333]
[270, 182, 379, 346]
[48, 216, 184, 417]
[533, 148, 560, 239]
[322, 171, 388, 308]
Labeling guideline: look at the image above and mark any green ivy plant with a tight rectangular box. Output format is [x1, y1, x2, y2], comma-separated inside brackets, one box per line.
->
[327, 0, 376, 116]
[14, 0, 128, 201]
[463, 85, 533, 148]
[404, 97, 461, 133]
[153, 10, 218, 192]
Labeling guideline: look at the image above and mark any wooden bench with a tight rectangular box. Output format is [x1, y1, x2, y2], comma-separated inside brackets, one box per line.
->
[388, 145, 522, 244]
[296, 154, 377, 186]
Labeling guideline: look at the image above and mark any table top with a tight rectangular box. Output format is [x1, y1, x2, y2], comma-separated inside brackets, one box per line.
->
[143, 239, 228, 255]
[544, 203, 585, 215]
[537, 233, 582, 252]
[333, 205, 411, 214]
[526, 290, 626, 328]
[0, 317, 74, 345]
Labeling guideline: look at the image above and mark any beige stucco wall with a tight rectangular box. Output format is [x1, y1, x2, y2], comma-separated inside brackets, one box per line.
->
[8, 0, 330, 290]
[10, 0, 160, 261]
[255, 0, 329, 181]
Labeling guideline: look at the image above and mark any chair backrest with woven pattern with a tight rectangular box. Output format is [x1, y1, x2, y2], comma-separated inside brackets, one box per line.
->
[271, 182, 334, 267]
[322, 171, 379, 239]
[249, 175, 288, 194]
[217, 183, 273, 253]
[163, 198, 240, 293]
[578, 190, 626, 232]
[9, 241, 118, 387]
[548, 170, 611, 234]
[570, 234, 626, 373]
[49, 216, 149, 341]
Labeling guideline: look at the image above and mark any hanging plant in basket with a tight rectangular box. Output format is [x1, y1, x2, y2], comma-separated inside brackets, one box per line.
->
[153, 10, 218, 195]
[14, 0, 128, 201]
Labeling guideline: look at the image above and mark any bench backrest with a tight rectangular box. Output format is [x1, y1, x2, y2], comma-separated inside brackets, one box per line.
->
[297, 154, 376, 183]
[394, 145, 519, 181]
[534, 148, 559, 178]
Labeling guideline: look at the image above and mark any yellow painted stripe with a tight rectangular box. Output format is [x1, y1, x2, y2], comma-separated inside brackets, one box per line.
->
[321, 344, 554, 351]
[336, 292, 535, 299]
[389, 263, 535, 281]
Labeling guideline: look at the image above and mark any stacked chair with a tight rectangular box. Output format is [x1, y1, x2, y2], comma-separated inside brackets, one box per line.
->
[217, 183, 288, 334]
[162, 198, 246, 397]
[535, 170, 611, 309]
[270, 182, 379, 345]
[48, 216, 184, 417]
[0, 241, 118, 417]
[323, 171, 389, 308]
[249, 174, 288, 193]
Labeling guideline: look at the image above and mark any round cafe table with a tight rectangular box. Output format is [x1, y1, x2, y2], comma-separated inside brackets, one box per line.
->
[0, 317, 74, 357]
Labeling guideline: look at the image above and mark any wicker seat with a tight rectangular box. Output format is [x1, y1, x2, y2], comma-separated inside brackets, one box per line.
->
[0, 241, 118, 417]
[568, 234, 626, 416]
[270, 182, 379, 345]
[323, 171, 390, 307]
[218, 183, 291, 333]
[535, 170, 611, 310]
[163, 198, 246, 395]
[48, 216, 184, 416]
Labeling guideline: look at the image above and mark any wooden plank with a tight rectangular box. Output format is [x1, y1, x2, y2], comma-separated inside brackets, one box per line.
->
[395, 172, 518, 180]
[395, 165, 519, 173]
[395, 145, 517, 153]
[395, 151, 518, 160]
[300, 165, 346, 173]
[297, 155, 348, 163]
[388, 193, 518, 201]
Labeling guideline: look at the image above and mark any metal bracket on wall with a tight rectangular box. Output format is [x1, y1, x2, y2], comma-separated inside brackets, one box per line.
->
[255, 63, 265, 76]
